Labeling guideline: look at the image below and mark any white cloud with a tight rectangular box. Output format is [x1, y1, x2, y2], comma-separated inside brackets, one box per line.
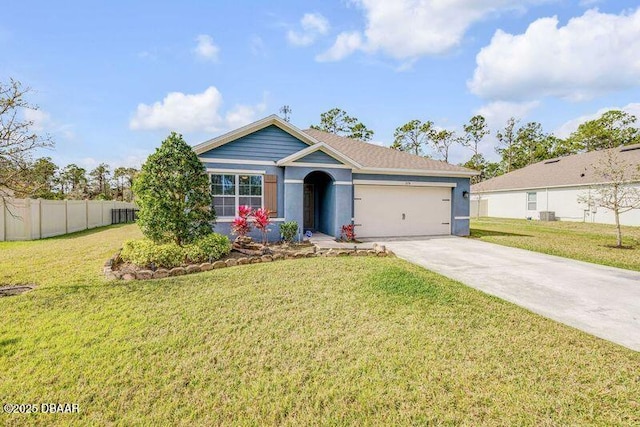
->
[466, 100, 541, 162]
[193, 34, 220, 61]
[224, 98, 267, 130]
[78, 157, 99, 170]
[119, 151, 152, 168]
[137, 50, 156, 60]
[301, 12, 329, 34]
[554, 103, 640, 138]
[287, 13, 329, 46]
[58, 126, 75, 140]
[318, 0, 542, 62]
[475, 100, 540, 129]
[129, 86, 265, 133]
[250, 35, 267, 57]
[24, 108, 52, 132]
[23, 108, 75, 140]
[68, 149, 151, 171]
[469, 8, 640, 101]
[108, 148, 154, 169]
[130, 87, 223, 132]
[315, 31, 363, 62]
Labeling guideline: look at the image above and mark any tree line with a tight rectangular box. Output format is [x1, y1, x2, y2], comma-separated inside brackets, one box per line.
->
[4, 75, 638, 205]
[1, 78, 137, 202]
[306, 107, 640, 183]
[25, 158, 138, 201]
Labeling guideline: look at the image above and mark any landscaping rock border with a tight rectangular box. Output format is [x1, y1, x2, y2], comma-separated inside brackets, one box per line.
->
[104, 242, 393, 281]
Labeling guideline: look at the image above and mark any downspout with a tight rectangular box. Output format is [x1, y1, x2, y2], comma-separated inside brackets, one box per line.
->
[546, 188, 549, 212]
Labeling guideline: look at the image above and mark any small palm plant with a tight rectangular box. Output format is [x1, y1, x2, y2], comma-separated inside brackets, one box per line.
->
[253, 208, 272, 245]
[231, 205, 252, 241]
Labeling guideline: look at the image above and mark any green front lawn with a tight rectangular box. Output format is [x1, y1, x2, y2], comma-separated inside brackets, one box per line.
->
[1, 225, 639, 425]
[470, 217, 640, 271]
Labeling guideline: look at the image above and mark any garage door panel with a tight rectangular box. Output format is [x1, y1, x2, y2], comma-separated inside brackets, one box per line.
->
[354, 185, 451, 238]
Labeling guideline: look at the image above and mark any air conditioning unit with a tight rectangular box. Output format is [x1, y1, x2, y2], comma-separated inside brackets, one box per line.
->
[539, 211, 556, 221]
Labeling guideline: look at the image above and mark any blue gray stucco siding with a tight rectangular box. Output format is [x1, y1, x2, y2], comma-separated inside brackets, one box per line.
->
[318, 182, 335, 235]
[284, 181, 304, 239]
[352, 173, 471, 236]
[293, 150, 343, 164]
[333, 184, 353, 238]
[215, 220, 287, 243]
[198, 125, 310, 162]
[201, 156, 470, 239]
[285, 166, 352, 182]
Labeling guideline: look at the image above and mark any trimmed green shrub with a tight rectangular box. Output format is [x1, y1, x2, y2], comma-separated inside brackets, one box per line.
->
[121, 233, 231, 268]
[121, 239, 185, 269]
[279, 221, 298, 243]
[133, 132, 215, 245]
[184, 233, 231, 263]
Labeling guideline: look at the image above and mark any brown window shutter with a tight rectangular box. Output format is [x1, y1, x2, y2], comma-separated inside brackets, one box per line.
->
[264, 175, 277, 217]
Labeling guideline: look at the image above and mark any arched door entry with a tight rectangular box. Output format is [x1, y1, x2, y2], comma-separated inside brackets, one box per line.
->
[303, 171, 334, 235]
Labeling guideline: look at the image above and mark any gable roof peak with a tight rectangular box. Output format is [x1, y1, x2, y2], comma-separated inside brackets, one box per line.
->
[193, 115, 320, 155]
[276, 142, 363, 168]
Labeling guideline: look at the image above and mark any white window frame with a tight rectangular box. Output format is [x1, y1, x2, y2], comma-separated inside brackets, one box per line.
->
[210, 173, 264, 218]
[526, 192, 537, 211]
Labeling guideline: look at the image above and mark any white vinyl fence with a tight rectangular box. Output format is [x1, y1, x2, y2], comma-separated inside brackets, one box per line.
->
[470, 197, 489, 218]
[0, 198, 137, 241]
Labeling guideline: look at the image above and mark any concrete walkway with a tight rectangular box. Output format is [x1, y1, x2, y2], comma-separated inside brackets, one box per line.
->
[382, 236, 640, 351]
[309, 232, 376, 250]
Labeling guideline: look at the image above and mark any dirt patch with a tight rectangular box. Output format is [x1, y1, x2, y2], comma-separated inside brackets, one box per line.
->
[0, 284, 36, 297]
[603, 245, 636, 250]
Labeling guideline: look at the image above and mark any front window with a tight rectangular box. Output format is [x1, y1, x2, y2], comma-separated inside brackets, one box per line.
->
[527, 192, 537, 211]
[211, 174, 263, 216]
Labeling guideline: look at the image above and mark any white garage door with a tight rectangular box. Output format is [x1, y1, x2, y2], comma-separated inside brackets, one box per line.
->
[354, 184, 452, 238]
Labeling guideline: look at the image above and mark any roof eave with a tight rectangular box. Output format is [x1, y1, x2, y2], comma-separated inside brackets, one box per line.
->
[357, 167, 478, 178]
[472, 179, 640, 193]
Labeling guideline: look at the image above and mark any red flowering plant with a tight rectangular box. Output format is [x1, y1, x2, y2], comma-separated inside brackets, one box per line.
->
[253, 207, 272, 245]
[231, 205, 252, 239]
[340, 224, 356, 242]
[237, 205, 252, 218]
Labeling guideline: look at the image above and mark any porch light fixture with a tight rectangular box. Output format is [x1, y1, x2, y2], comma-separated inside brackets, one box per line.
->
[462, 191, 469, 199]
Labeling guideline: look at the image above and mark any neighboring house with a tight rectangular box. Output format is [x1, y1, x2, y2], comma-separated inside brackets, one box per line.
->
[471, 144, 640, 226]
[193, 115, 476, 241]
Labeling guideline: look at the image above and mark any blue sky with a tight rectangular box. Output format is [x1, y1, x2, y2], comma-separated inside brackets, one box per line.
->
[2, 0, 639, 170]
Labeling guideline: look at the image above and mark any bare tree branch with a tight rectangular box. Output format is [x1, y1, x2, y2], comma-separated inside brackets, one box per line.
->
[0, 78, 54, 201]
[578, 149, 640, 247]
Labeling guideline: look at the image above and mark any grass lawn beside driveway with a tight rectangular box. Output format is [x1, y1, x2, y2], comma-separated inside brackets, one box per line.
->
[0, 224, 639, 425]
[470, 217, 640, 272]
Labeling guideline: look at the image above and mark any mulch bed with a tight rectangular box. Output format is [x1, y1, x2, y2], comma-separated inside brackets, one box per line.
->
[105, 239, 390, 281]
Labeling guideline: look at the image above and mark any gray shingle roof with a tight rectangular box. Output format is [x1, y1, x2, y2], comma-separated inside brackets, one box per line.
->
[303, 128, 475, 174]
[472, 144, 640, 193]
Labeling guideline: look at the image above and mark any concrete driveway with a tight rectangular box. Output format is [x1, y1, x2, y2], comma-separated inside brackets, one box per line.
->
[382, 236, 640, 351]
